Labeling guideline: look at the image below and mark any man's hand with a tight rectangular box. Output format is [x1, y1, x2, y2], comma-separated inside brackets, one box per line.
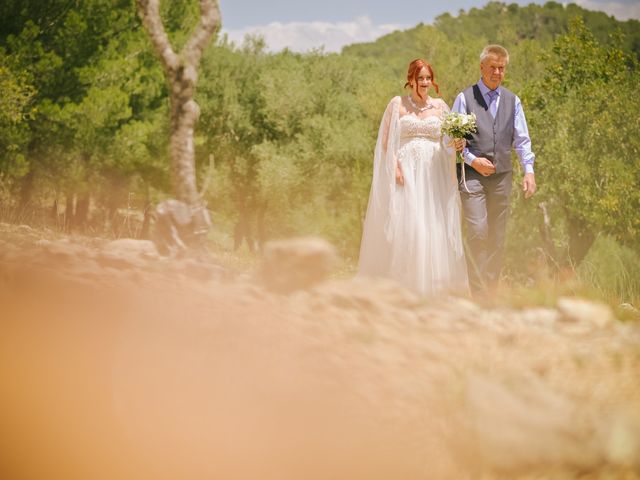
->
[470, 157, 496, 176]
[523, 172, 536, 199]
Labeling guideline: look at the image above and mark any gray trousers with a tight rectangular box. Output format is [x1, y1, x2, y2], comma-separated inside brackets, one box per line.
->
[457, 165, 513, 291]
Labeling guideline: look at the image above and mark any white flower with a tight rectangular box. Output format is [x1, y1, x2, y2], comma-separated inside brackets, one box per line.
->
[441, 112, 477, 139]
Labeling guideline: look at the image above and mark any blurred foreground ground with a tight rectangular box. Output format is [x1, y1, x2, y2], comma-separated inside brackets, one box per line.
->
[1, 222, 639, 480]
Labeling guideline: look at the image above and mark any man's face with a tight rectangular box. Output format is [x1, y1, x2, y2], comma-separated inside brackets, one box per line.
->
[480, 54, 507, 90]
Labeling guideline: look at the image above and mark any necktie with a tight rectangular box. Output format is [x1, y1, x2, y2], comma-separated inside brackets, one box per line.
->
[487, 90, 499, 118]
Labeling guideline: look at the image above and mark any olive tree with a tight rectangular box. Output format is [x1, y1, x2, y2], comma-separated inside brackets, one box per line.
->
[136, 0, 221, 241]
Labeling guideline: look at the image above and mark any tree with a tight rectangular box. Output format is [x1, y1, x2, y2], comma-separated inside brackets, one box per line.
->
[136, 0, 221, 243]
[0, 49, 35, 190]
[521, 18, 640, 265]
[0, 0, 143, 223]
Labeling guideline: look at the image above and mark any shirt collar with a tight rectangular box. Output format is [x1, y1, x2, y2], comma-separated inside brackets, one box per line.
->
[477, 79, 500, 97]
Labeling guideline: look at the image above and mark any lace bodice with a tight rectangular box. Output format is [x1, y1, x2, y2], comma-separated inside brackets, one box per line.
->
[399, 115, 442, 142]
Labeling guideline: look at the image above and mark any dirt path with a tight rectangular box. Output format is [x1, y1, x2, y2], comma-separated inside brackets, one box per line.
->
[1, 223, 639, 480]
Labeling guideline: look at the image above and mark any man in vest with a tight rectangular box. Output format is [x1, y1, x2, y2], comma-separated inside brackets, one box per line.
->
[452, 44, 537, 292]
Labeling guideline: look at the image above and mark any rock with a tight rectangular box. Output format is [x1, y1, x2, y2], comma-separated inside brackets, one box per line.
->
[518, 307, 560, 329]
[16, 224, 34, 234]
[557, 296, 615, 328]
[153, 199, 211, 256]
[95, 252, 136, 270]
[103, 238, 159, 259]
[457, 374, 606, 473]
[39, 239, 78, 265]
[0, 240, 19, 260]
[3, 225, 640, 479]
[260, 236, 336, 293]
[604, 412, 640, 468]
[315, 277, 423, 312]
[619, 303, 640, 320]
[179, 258, 216, 281]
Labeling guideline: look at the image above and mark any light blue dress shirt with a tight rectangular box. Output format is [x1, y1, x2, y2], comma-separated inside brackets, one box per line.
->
[452, 79, 535, 174]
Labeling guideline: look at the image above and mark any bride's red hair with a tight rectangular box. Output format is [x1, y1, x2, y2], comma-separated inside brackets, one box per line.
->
[404, 59, 440, 99]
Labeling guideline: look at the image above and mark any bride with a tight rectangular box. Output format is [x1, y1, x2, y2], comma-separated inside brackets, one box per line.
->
[358, 59, 468, 296]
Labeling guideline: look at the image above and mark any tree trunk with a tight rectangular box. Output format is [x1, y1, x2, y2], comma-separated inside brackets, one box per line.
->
[170, 83, 200, 206]
[233, 194, 253, 252]
[50, 198, 58, 221]
[567, 215, 595, 267]
[74, 192, 90, 232]
[19, 169, 35, 211]
[256, 200, 268, 252]
[538, 201, 558, 267]
[51, 197, 63, 230]
[140, 185, 152, 240]
[64, 193, 74, 232]
[137, 0, 221, 244]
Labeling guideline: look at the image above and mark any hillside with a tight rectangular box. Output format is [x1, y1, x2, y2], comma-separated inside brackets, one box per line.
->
[343, 1, 640, 60]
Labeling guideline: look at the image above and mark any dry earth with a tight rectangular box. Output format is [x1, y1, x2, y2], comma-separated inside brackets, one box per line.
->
[1, 222, 639, 480]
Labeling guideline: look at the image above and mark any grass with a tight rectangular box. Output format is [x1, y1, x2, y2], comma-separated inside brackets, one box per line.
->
[576, 235, 640, 308]
[482, 236, 640, 321]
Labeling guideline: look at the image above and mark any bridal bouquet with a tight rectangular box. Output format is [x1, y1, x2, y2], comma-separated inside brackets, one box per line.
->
[441, 112, 477, 162]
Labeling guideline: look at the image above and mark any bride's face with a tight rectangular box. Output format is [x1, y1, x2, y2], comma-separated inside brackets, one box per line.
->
[412, 67, 432, 97]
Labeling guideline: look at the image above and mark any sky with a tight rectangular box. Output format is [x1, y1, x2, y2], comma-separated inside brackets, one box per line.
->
[218, 0, 640, 52]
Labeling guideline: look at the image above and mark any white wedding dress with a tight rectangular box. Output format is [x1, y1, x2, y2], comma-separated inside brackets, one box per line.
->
[358, 96, 468, 297]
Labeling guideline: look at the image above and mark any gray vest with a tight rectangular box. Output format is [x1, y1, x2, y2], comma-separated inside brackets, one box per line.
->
[463, 84, 516, 174]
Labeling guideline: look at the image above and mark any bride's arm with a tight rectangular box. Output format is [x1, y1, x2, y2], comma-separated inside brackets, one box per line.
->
[381, 96, 401, 152]
[439, 99, 465, 154]
[439, 99, 454, 153]
[380, 96, 403, 185]
[438, 99, 460, 184]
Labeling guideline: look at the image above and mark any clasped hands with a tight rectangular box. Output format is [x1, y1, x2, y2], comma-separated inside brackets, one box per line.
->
[450, 138, 495, 176]
[469, 159, 536, 198]
[450, 137, 536, 198]
[471, 157, 496, 176]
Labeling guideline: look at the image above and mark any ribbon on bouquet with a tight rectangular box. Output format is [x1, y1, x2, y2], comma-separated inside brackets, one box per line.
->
[459, 155, 471, 194]
[453, 142, 471, 194]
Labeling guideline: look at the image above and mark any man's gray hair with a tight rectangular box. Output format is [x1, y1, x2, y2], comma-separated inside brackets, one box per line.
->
[480, 44, 510, 64]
